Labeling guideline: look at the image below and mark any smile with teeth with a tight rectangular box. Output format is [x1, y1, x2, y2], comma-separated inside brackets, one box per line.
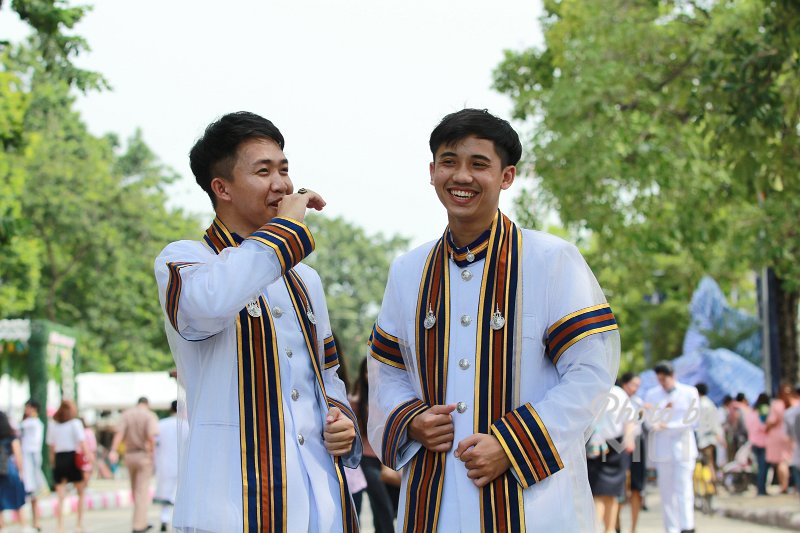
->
[450, 189, 476, 199]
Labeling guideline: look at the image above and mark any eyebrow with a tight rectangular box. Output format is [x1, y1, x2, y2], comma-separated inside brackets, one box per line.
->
[251, 158, 289, 168]
[437, 152, 492, 162]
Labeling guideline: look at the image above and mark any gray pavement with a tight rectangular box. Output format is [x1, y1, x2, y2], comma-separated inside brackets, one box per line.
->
[1, 481, 797, 532]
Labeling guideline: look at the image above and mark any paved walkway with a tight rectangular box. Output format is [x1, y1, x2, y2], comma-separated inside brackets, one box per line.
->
[0, 476, 798, 532]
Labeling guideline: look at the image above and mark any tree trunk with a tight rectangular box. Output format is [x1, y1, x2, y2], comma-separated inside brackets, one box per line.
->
[776, 276, 800, 386]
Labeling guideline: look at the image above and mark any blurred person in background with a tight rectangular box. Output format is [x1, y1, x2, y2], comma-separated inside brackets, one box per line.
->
[155, 401, 180, 532]
[587, 382, 634, 533]
[20, 399, 47, 531]
[617, 371, 646, 533]
[0, 410, 34, 532]
[694, 383, 723, 488]
[644, 361, 699, 533]
[746, 393, 771, 496]
[766, 383, 798, 494]
[47, 400, 87, 533]
[331, 344, 367, 516]
[109, 397, 159, 533]
[79, 418, 97, 484]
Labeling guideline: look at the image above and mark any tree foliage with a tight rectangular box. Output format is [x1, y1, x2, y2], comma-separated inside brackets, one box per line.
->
[1, 2, 200, 371]
[494, 0, 799, 372]
[304, 214, 409, 374]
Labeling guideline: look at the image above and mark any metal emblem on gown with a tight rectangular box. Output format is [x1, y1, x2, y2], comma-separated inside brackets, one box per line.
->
[423, 304, 436, 329]
[246, 300, 262, 318]
[490, 304, 505, 330]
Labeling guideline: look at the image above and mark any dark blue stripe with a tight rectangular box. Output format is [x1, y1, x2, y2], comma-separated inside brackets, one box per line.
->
[548, 306, 615, 340]
[252, 230, 294, 267]
[548, 316, 617, 359]
[272, 217, 314, 255]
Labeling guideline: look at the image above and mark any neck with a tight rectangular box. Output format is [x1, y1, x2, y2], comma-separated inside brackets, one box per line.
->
[448, 212, 496, 248]
[215, 211, 257, 237]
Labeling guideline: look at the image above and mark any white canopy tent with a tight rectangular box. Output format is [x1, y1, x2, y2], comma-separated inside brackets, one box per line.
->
[76, 372, 178, 412]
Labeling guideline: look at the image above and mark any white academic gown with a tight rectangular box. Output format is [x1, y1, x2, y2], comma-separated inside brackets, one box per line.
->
[155, 217, 361, 533]
[644, 382, 699, 533]
[368, 227, 619, 533]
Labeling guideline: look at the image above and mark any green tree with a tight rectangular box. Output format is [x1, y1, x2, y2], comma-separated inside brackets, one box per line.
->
[494, 0, 799, 375]
[304, 214, 409, 374]
[0, 66, 41, 318]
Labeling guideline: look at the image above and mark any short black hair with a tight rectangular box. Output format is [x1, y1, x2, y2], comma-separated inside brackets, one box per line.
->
[696, 383, 708, 396]
[25, 399, 40, 411]
[653, 361, 674, 376]
[170, 400, 178, 414]
[190, 111, 285, 207]
[137, 396, 149, 405]
[620, 371, 637, 385]
[429, 108, 522, 167]
[735, 392, 747, 403]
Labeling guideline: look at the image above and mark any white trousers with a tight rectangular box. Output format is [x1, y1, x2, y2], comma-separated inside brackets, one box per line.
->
[655, 461, 695, 533]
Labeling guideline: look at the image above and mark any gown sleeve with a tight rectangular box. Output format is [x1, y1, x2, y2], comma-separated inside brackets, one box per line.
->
[490, 243, 620, 488]
[154, 217, 315, 341]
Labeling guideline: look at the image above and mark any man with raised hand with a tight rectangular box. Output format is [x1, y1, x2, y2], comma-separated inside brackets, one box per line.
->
[154, 112, 360, 533]
[367, 108, 619, 532]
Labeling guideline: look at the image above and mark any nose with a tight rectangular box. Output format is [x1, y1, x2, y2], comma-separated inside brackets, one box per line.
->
[452, 163, 472, 183]
[272, 175, 290, 193]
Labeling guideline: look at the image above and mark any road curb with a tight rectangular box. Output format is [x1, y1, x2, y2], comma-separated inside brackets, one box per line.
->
[718, 505, 800, 531]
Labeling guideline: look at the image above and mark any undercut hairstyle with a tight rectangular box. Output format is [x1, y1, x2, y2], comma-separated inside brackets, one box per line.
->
[653, 361, 674, 376]
[429, 108, 522, 167]
[190, 111, 285, 207]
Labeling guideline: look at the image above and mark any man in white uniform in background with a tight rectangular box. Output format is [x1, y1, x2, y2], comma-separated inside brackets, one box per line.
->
[155, 400, 179, 532]
[154, 111, 360, 532]
[644, 361, 699, 533]
[368, 108, 619, 532]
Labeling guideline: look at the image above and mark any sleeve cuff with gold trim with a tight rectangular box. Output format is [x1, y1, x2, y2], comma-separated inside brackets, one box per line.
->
[165, 261, 199, 333]
[323, 335, 339, 370]
[546, 303, 618, 365]
[381, 398, 428, 469]
[246, 217, 315, 274]
[327, 397, 358, 430]
[369, 323, 405, 370]
[490, 403, 564, 488]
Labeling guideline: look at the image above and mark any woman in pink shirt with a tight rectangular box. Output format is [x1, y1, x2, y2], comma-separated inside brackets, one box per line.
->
[746, 393, 770, 495]
[765, 384, 798, 493]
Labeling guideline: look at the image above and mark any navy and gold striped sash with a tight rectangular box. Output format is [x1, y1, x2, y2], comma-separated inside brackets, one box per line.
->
[204, 217, 358, 533]
[404, 212, 525, 533]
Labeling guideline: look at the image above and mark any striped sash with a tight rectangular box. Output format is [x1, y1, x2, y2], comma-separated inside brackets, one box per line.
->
[204, 217, 358, 533]
[404, 212, 525, 532]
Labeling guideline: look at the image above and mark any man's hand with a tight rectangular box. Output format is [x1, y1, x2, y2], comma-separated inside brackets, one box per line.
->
[276, 189, 326, 222]
[324, 406, 356, 456]
[407, 404, 456, 452]
[455, 433, 511, 488]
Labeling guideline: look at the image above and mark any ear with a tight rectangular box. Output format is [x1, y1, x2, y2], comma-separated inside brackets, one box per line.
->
[429, 161, 435, 185]
[210, 177, 232, 202]
[500, 165, 516, 190]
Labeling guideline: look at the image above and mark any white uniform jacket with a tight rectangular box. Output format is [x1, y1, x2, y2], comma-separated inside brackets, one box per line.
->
[644, 382, 699, 464]
[155, 216, 361, 533]
[368, 216, 619, 533]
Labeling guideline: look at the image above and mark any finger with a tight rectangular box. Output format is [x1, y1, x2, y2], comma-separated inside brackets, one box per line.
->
[473, 475, 492, 488]
[326, 406, 342, 423]
[307, 195, 326, 210]
[429, 441, 454, 453]
[326, 417, 353, 433]
[427, 434, 455, 447]
[429, 404, 457, 415]
[455, 434, 482, 459]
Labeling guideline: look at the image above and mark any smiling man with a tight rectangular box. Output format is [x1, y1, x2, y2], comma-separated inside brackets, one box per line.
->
[154, 112, 360, 533]
[367, 108, 620, 532]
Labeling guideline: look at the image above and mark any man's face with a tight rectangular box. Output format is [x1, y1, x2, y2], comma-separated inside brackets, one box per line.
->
[429, 136, 515, 230]
[214, 137, 292, 234]
[656, 373, 675, 391]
